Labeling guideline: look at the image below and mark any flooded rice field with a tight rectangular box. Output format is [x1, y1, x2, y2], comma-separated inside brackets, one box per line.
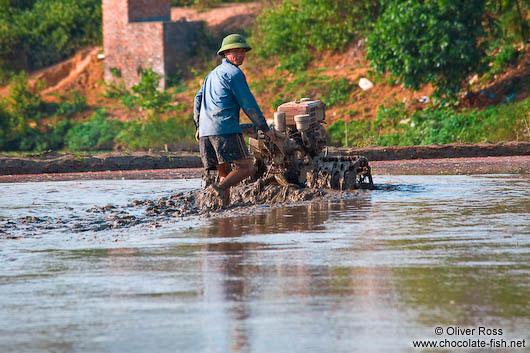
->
[1, 175, 529, 352]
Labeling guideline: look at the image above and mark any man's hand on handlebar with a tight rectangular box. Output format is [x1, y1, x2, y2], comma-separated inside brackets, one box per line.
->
[264, 129, 275, 141]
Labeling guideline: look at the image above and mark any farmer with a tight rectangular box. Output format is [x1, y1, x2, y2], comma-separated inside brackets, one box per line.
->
[193, 34, 274, 207]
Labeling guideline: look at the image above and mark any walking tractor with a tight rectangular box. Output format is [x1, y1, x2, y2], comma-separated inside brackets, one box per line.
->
[239, 98, 374, 190]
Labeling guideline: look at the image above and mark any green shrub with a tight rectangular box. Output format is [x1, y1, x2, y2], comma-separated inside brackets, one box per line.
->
[4, 72, 45, 128]
[1, 117, 72, 152]
[103, 81, 127, 99]
[488, 0, 529, 43]
[115, 116, 195, 150]
[0, 102, 11, 150]
[254, 0, 380, 72]
[367, 0, 487, 98]
[103, 81, 137, 110]
[131, 69, 174, 114]
[35, 118, 72, 151]
[0, 0, 101, 75]
[0, 69, 195, 152]
[0, 73, 90, 151]
[105, 69, 177, 114]
[65, 110, 121, 151]
[48, 91, 88, 116]
[489, 44, 520, 77]
[327, 119, 347, 146]
[166, 67, 187, 93]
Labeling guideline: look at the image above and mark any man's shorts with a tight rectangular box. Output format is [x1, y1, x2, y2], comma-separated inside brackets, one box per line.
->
[199, 133, 250, 170]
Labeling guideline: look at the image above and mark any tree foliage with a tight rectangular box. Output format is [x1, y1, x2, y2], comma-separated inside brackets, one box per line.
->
[0, 0, 101, 80]
[367, 0, 487, 97]
[4, 72, 45, 130]
[65, 110, 120, 151]
[0, 72, 88, 151]
[487, 0, 529, 43]
[131, 69, 174, 114]
[0, 71, 194, 151]
[254, 0, 380, 72]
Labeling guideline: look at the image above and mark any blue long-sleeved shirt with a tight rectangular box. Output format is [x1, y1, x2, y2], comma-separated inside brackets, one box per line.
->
[194, 58, 269, 137]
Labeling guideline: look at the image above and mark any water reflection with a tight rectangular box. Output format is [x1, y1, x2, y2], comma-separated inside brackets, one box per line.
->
[199, 198, 373, 352]
[393, 266, 530, 325]
[1, 176, 529, 353]
[189, 177, 530, 352]
[204, 197, 372, 238]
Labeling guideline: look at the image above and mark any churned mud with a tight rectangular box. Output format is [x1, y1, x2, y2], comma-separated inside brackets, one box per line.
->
[0, 181, 373, 238]
[1, 143, 529, 237]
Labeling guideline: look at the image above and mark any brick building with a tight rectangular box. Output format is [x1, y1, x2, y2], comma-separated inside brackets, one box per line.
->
[102, 0, 200, 89]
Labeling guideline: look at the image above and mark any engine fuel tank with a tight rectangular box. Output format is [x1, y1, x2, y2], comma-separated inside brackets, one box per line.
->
[277, 99, 325, 127]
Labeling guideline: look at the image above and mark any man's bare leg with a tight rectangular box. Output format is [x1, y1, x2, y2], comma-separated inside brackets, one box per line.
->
[216, 163, 232, 205]
[218, 158, 254, 190]
[216, 163, 231, 181]
[210, 159, 254, 207]
[211, 159, 254, 206]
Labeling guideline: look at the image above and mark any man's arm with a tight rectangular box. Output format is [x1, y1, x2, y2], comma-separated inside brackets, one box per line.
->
[230, 71, 269, 132]
[193, 86, 203, 130]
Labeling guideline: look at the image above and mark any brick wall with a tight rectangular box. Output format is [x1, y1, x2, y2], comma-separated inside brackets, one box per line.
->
[129, 0, 170, 22]
[103, 0, 197, 89]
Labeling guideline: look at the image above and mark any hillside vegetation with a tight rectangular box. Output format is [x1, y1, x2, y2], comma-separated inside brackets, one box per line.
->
[0, 0, 101, 82]
[0, 0, 529, 152]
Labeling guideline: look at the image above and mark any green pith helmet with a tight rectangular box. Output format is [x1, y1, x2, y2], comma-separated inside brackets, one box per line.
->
[217, 34, 252, 56]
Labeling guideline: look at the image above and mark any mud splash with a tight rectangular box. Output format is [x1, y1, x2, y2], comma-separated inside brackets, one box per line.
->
[0, 181, 370, 238]
[198, 181, 336, 210]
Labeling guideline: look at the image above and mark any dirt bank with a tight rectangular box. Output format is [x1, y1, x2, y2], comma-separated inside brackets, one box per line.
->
[370, 155, 530, 175]
[0, 168, 203, 183]
[1, 155, 529, 183]
[0, 142, 529, 182]
[0, 150, 202, 176]
[332, 141, 530, 160]
[171, 2, 261, 32]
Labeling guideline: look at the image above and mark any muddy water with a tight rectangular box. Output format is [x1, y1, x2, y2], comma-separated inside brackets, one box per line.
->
[1, 175, 529, 352]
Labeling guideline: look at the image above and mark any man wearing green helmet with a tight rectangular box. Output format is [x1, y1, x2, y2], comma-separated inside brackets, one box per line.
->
[193, 34, 274, 207]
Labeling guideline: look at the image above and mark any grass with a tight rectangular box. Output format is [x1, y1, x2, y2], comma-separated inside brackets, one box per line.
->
[328, 98, 530, 147]
[250, 70, 356, 110]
